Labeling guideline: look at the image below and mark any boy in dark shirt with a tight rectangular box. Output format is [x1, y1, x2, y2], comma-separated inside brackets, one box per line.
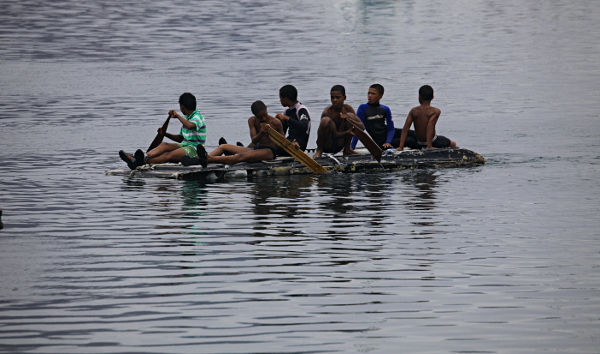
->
[397, 85, 457, 150]
[350, 84, 395, 150]
[274, 85, 310, 155]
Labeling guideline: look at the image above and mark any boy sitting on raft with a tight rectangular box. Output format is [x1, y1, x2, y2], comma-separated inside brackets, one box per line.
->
[397, 85, 457, 150]
[350, 84, 395, 150]
[119, 92, 206, 169]
[313, 85, 364, 158]
[183, 100, 284, 167]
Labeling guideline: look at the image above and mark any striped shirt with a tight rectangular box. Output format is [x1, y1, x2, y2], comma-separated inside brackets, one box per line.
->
[179, 110, 206, 146]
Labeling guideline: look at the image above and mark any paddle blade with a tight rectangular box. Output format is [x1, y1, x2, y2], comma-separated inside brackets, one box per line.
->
[147, 115, 172, 152]
[349, 122, 382, 162]
[264, 125, 327, 174]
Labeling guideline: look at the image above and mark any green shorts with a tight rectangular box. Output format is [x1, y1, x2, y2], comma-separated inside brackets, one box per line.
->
[179, 144, 199, 158]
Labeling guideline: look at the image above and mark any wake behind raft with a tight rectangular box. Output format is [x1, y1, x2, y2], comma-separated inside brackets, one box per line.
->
[105, 148, 485, 180]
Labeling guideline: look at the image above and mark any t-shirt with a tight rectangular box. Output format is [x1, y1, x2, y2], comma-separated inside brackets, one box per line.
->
[351, 103, 394, 148]
[179, 110, 206, 146]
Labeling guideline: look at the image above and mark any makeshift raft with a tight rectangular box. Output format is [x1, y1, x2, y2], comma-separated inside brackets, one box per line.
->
[105, 148, 485, 180]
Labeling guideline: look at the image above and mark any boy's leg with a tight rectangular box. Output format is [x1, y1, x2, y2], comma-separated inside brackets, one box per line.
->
[431, 135, 456, 148]
[208, 144, 250, 157]
[392, 129, 419, 149]
[147, 142, 181, 159]
[314, 117, 336, 157]
[147, 147, 187, 164]
[338, 119, 358, 155]
[209, 148, 273, 164]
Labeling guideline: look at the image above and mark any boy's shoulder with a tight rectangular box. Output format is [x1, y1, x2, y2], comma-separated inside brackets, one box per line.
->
[266, 114, 283, 126]
[411, 104, 440, 118]
[187, 109, 202, 118]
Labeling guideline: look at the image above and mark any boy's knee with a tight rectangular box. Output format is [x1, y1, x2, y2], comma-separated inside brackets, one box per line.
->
[319, 117, 333, 127]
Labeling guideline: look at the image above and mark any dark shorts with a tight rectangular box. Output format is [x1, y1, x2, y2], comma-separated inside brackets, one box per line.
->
[418, 134, 452, 148]
[323, 142, 343, 154]
[392, 129, 419, 149]
[252, 145, 277, 159]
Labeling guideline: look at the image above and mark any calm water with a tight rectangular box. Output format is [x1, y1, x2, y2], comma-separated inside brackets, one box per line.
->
[1, 1, 599, 353]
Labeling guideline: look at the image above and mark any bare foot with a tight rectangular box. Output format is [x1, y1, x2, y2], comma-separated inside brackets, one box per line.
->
[343, 148, 360, 155]
[313, 150, 323, 158]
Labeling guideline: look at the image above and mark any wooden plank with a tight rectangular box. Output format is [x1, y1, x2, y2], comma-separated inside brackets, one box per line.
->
[348, 121, 383, 162]
[263, 124, 328, 174]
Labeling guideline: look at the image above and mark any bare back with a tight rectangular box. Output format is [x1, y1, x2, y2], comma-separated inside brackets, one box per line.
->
[409, 104, 441, 142]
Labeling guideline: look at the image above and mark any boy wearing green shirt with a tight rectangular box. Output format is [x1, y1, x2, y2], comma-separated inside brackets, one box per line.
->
[119, 92, 207, 169]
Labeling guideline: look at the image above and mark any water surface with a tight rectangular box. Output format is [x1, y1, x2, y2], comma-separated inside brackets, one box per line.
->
[1, 1, 599, 353]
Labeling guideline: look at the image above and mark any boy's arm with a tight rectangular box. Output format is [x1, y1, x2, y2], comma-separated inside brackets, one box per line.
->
[164, 132, 184, 143]
[158, 121, 184, 143]
[343, 111, 364, 130]
[350, 105, 367, 149]
[169, 110, 197, 130]
[426, 109, 441, 149]
[286, 108, 310, 131]
[272, 118, 285, 136]
[248, 117, 264, 145]
[384, 106, 395, 147]
[397, 112, 413, 150]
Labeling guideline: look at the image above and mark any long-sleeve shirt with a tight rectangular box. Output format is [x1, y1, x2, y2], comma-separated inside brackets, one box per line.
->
[351, 103, 394, 149]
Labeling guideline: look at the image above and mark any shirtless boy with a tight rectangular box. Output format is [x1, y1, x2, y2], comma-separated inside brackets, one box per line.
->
[397, 85, 457, 150]
[119, 92, 206, 169]
[185, 100, 284, 167]
[313, 85, 364, 158]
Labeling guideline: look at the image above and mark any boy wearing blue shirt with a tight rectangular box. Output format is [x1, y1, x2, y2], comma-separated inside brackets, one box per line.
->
[350, 84, 395, 150]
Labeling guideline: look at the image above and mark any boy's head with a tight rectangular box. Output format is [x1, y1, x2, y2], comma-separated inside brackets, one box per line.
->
[251, 100, 267, 117]
[279, 85, 298, 106]
[179, 92, 197, 112]
[367, 84, 384, 105]
[370, 84, 384, 96]
[418, 85, 434, 101]
[330, 84, 346, 96]
[330, 85, 347, 109]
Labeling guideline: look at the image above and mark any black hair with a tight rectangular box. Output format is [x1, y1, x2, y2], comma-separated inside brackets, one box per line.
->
[251, 100, 267, 116]
[330, 85, 346, 96]
[179, 92, 197, 111]
[370, 83, 384, 96]
[279, 85, 298, 102]
[419, 85, 434, 101]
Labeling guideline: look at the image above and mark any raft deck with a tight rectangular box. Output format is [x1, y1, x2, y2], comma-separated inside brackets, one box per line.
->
[105, 148, 485, 180]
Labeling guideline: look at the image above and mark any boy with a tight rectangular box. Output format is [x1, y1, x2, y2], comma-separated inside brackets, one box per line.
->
[350, 84, 395, 150]
[275, 85, 310, 155]
[313, 85, 364, 158]
[397, 85, 457, 150]
[185, 100, 284, 167]
[118, 92, 206, 169]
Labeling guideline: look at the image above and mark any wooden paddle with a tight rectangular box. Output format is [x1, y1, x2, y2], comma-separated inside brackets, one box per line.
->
[262, 124, 327, 174]
[147, 114, 172, 152]
[348, 121, 383, 162]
